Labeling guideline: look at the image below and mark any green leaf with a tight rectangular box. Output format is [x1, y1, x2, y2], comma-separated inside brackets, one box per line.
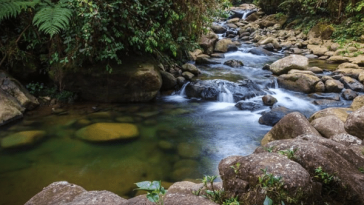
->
[263, 196, 273, 205]
[135, 181, 161, 191]
[146, 192, 159, 203]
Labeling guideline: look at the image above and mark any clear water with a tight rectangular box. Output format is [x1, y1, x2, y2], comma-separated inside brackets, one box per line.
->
[0, 42, 345, 205]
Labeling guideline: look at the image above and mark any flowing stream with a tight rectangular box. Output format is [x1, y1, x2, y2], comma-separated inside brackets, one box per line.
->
[0, 24, 348, 205]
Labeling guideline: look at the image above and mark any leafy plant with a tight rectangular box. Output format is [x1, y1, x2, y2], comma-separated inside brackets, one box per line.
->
[278, 148, 298, 160]
[264, 146, 275, 153]
[222, 196, 240, 205]
[314, 166, 341, 195]
[26, 82, 44, 95]
[230, 162, 241, 174]
[359, 167, 364, 174]
[193, 175, 226, 204]
[135, 181, 166, 205]
[257, 168, 300, 205]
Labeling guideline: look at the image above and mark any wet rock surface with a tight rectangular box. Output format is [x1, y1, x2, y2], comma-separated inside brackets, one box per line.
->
[185, 79, 265, 101]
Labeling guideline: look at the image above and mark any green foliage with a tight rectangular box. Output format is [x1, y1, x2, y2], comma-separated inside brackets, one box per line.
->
[192, 175, 226, 204]
[359, 167, 364, 173]
[230, 162, 241, 174]
[26, 82, 44, 95]
[314, 166, 341, 196]
[264, 146, 275, 153]
[135, 181, 166, 205]
[0, 0, 39, 20]
[278, 148, 298, 160]
[33, 0, 72, 37]
[257, 168, 301, 205]
[222, 197, 240, 205]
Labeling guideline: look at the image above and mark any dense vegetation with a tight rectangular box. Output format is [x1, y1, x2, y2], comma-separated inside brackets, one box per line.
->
[253, 0, 364, 41]
[0, 0, 230, 73]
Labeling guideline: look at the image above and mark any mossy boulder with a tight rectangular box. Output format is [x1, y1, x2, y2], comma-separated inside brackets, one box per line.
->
[308, 23, 335, 40]
[75, 123, 139, 142]
[1, 130, 46, 149]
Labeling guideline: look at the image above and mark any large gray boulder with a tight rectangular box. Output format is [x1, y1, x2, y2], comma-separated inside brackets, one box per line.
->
[278, 73, 322, 93]
[0, 71, 39, 126]
[0, 70, 39, 110]
[311, 115, 346, 138]
[345, 106, 364, 140]
[219, 153, 318, 204]
[261, 112, 321, 145]
[25, 181, 127, 205]
[160, 71, 177, 90]
[270, 55, 309, 75]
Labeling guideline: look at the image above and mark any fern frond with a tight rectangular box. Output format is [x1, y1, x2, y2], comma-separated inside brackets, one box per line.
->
[33, 2, 72, 37]
[0, 0, 40, 21]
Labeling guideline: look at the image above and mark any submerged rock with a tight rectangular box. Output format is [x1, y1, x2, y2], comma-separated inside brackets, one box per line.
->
[185, 79, 264, 102]
[248, 47, 272, 56]
[342, 89, 358, 100]
[75, 123, 139, 142]
[1, 130, 46, 149]
[177, 143, 200, 159]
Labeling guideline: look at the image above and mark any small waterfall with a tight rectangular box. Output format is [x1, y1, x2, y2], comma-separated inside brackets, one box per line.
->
[179, 82, 190, 96]
[274, 78, 279, 89]
[242, 11, 250, 20]
[218, 83, 234, 103]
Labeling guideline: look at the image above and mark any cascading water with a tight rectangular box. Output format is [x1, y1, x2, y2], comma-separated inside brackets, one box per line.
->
[179, 82, 190, 96]
[218, 83, 234, 103]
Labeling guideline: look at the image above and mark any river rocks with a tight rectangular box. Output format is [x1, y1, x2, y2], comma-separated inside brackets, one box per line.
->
[199, 33, 219, 55]
[327, 55, 350, 63]
[338, 62, 360, 70]
[340, 76, 364, 92]
[261, 112, 321, 145]
[350, 95, 364, 110]
[277, 73, 321, 93]
[223, 59, 244, 68]
[311, 115, 346, 138]
[196, 55, 220, 65]
[1, 130, 46, 149]
[182, 63, 199, 75]
[63, 57, 162, 103]
[331, 133, 362, 146]
[188, 49, 203, 61]
[0, 70, 39, 110]
[342, 89, 358, 100]
[325, 79, 344, 93]
[25, 181, 87, 205]
[235, 101, 262, 111]
[307, 45, 328, 56]
[345, 106, 364, 140]
[164, 181, 218, 205]
[248, 47, 272, 56]
[309, 107, 352, 123]
[258, 14, 288, 28]
[0, 90, 24, 126]
[75, 123, 139, 142]
[211, 23, 226, 34]
[262, 95, 277, 106]
[335, 68, 364, 79]
[214, 39, 236, 53]
[219, 153, 317, 204]
[182, 72, 195, 81]
[257, 136, 364, 204]
[259, 106, 295, 126]
[270, 55, 309, 75]
[308, 23, 335, 40]
[25, 181, 127, 205]
[160, 71, 177, 90]
[185, 79, 264, 101]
